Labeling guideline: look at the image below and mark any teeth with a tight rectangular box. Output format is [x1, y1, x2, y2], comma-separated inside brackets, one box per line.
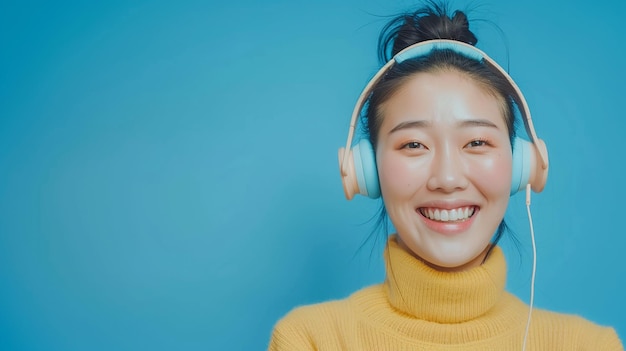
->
[440, 210, 449, 221]
[421, 207, 475, 222]
[449, 209, 458, 221]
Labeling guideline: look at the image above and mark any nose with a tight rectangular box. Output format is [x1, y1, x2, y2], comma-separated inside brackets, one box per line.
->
[426, 147, 469, 193]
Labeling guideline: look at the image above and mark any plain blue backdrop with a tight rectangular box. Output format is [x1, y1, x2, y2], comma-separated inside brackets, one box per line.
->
[1, 0, 625, 350]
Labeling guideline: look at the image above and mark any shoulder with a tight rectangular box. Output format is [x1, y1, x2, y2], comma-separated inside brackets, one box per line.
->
[274, 296, 353, 330]
[268, 285, 383, 350]
[272, 285, 383, 331]
[530, 308, 623, 350]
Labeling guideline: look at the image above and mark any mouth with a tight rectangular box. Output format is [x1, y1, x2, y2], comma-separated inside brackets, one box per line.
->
[418, 206, 477, 222]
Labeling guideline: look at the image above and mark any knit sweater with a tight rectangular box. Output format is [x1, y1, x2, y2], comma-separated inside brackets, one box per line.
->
[269, 236, 623, 350]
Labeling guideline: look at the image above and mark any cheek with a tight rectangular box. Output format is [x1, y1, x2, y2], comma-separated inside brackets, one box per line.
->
[377, 153, 428, 199]
[469, 151, 512, 197]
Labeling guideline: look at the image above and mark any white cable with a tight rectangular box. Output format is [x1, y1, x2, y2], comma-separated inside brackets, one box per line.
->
[522, 184, 537, 351]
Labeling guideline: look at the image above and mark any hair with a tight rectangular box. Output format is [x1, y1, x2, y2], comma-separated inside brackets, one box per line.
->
[361, 1, 518, 251]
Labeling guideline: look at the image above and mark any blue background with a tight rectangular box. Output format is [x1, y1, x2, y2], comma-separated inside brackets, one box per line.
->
[1, 0, 624, 349]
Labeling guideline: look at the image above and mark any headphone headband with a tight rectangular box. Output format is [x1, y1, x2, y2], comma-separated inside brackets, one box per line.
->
[339, 39, 548, 179]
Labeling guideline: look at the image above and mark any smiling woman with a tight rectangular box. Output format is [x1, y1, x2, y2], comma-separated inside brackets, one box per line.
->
[376, 70, 512, 271]
[268, 2, 623, 350]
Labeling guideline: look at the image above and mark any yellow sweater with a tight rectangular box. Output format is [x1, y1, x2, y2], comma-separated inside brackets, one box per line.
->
[269, 236, 623, 350]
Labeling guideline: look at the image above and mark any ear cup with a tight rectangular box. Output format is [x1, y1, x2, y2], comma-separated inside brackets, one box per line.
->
[511, 137, 531, 195]
[338, 147, 359, 200]
[353, 139, 381, 199]
[530, 138, 549, 193]
[511, 137, 549, 195]
[338, 139, 380, 200]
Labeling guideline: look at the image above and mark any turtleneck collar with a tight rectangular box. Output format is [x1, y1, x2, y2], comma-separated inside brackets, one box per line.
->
[383, 235, 506, 324]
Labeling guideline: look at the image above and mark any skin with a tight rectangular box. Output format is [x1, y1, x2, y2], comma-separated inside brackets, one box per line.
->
[376, 69, 512, 272]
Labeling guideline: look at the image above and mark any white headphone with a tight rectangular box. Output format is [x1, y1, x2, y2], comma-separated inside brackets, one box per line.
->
[338, 39, 549, 200]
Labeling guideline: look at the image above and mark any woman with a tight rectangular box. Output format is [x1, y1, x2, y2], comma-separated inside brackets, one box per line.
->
[269, 3, 623, 350]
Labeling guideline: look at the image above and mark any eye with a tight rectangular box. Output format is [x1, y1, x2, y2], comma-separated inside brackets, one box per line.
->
[402, 141, 425, 149]
[466, 139, 489, 148]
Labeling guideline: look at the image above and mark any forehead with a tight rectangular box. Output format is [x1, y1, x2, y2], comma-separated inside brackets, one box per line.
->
[378, 70, 508, 132]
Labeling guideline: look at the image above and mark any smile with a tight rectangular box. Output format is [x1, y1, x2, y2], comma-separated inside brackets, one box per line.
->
[418, 206, 476, 222]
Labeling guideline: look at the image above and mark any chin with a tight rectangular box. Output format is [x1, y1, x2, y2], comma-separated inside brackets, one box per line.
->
[429, 255, 478, 270]
[400, 236, 491, 272]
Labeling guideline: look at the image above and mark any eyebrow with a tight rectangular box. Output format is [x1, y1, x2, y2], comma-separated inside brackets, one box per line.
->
[388, 118, 499, 134]
[458, 119, 499, 129]
[388, 120, 430, 134]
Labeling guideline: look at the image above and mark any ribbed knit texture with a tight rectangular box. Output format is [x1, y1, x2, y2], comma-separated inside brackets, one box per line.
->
[269, 235, 623, 350]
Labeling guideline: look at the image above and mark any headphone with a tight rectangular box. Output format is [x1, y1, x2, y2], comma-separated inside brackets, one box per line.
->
[338, 39, 549, 200]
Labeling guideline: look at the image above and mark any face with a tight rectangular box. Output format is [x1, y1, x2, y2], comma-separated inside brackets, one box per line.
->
[376, 70, 512, 271]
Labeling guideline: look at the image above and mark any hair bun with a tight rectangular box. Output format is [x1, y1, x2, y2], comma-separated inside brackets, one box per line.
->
[379, 4, 478, 63]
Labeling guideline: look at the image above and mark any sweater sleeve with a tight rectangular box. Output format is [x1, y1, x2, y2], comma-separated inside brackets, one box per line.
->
[267, 309, 316, 351]
[596, 327, 624, 351]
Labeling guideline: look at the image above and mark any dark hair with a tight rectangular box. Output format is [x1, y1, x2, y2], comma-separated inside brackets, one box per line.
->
[361, 2, 518, 250]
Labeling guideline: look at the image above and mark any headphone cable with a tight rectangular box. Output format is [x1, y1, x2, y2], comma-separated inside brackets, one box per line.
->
[522, 184, 537, 351]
